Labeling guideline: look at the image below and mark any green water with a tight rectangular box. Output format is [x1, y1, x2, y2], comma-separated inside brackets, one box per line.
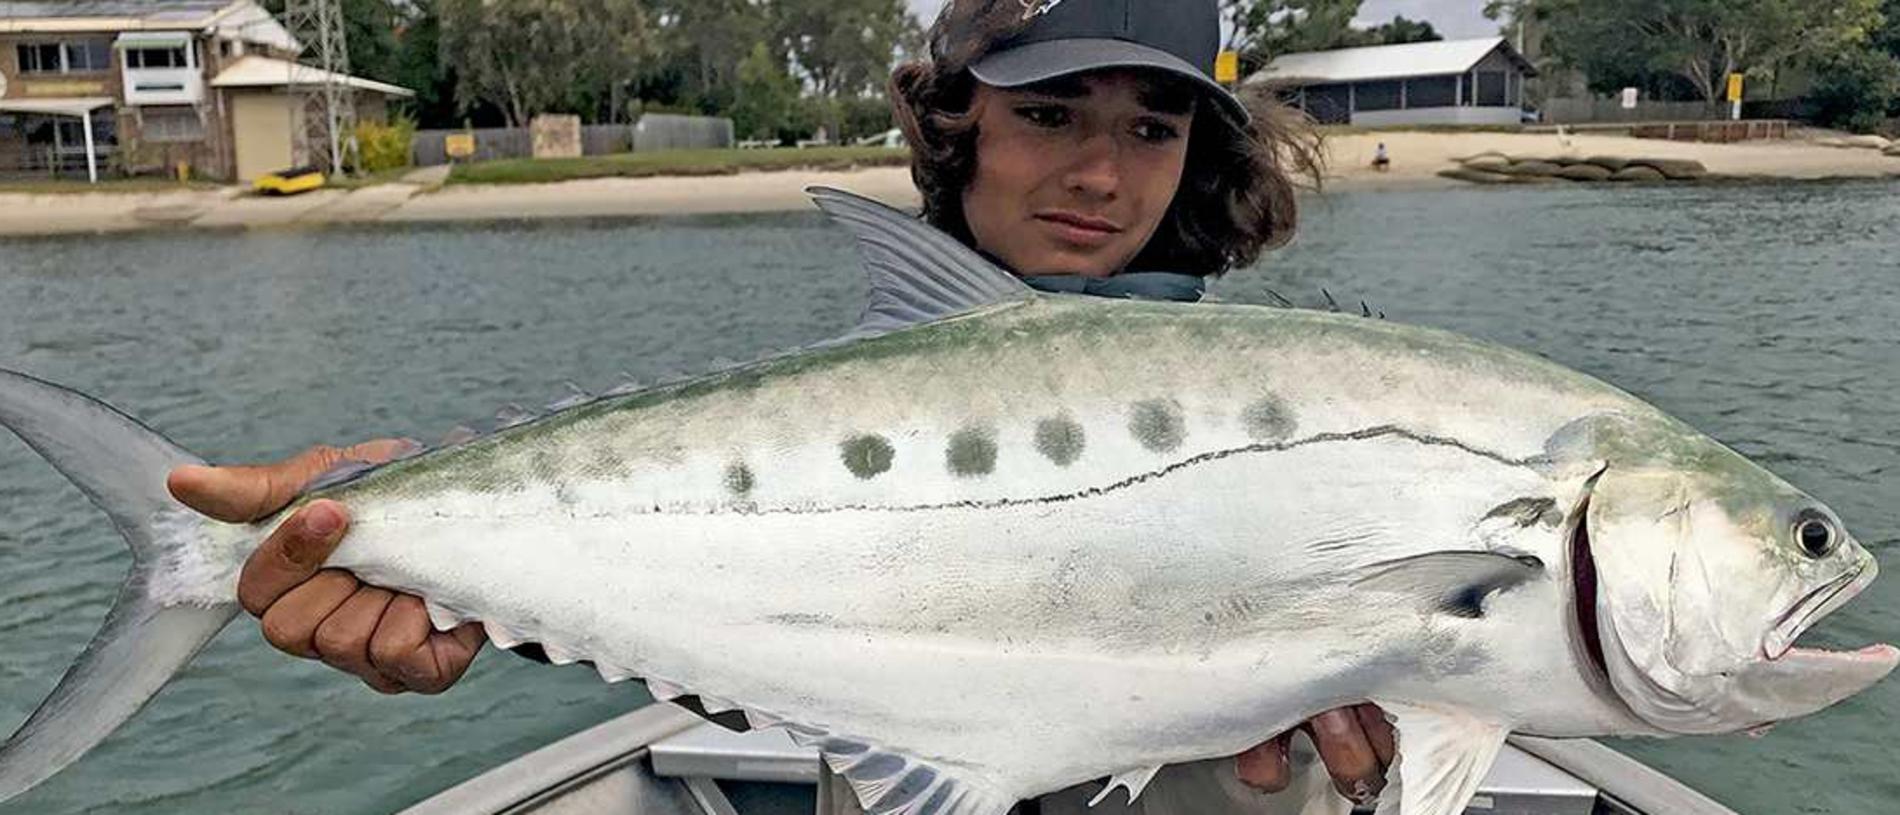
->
[0, 181, 1895, 814]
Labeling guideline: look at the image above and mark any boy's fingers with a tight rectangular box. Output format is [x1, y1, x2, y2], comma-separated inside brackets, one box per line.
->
[258, 569, 359, 658]
[1234, 734, 1291, 793]
[1354, 704, 1396, 767]
[237, 501, 348, 617]
[1309, 709, 1385, 804]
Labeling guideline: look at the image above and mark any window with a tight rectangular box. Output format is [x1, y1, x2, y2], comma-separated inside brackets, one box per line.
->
[141, 109, 204, 143]
[1355, 81, 1402, 112]
[16, 43, 64, 74]
[126, 47, 190, 69]
[1476, 71, 1508, 106]
[15, 40, 111, 73]
[1407, 76, 1458, 108]
[63, 40, 112, 72]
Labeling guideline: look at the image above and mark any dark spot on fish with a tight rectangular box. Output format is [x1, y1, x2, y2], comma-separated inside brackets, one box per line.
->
[1243, 395, 1296, 441]
[1128, 399, 1185, 453]
[946, 426, 997, 477]
[840, 434, 895, 479]
[723, 462, 755, 496]
[1483, 497, 1559, 528]
[1035, 415, 1086, 466]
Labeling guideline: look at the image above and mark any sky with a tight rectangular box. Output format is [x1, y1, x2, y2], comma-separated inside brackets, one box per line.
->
[902, 0, 1501, 41]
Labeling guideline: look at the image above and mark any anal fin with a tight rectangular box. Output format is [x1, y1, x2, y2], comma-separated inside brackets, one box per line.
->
[1369, 701, 1509, 815]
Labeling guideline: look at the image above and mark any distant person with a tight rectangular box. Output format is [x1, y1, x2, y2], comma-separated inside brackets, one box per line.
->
[168, 0, 1395, 811]
[1373, 142, 1391, 172]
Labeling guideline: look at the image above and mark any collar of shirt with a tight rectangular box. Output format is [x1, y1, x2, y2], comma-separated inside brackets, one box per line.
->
[1017, 271, 1207, 303]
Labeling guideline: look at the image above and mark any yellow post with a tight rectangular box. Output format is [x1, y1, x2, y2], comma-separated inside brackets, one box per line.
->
[1726, 73, 1744, 121]
[1216, 51, 1240, 85]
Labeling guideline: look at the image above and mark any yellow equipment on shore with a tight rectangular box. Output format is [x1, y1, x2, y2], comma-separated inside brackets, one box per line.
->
[254, 166, 326, 196]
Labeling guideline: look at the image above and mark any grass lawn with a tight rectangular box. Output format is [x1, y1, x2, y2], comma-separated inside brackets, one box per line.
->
[0, 177, 224, 195]
[447, 146, 911, 185]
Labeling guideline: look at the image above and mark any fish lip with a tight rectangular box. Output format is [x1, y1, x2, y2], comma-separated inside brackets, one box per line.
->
[1763, 560, 1874, 661]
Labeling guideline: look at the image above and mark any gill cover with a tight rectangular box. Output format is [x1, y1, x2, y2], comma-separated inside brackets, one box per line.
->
[1582, 449, 1894, 734]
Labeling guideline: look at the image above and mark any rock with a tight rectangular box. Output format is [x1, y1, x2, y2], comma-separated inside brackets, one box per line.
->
[1843, 134, 1892, 150]
[1463, 155, 1512, 172]
[1438, 167, 1515, 185]
[1504, 160, 1565, 177]
[1584, 156, 1632, 171]
[1630, 158, 1708, 179]
[1554, 164, 1615, 182]
[1455, 150, 1510, 165]
[1815, 137, 1848, 148]
[1609, 165, 1668, 183]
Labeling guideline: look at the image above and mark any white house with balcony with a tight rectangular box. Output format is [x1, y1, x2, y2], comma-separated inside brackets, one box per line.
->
[1, 0, 408, 182]
[1249, 37, 1538, 127]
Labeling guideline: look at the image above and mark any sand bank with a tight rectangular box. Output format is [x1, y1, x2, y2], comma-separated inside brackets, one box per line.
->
[1, 131, 1893, 237]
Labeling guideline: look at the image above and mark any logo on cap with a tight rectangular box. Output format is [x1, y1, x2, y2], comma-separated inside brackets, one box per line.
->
[1018, 0, 1069, 20]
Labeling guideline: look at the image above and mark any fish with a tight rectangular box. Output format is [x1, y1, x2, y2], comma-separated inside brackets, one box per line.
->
[0, 187, 1892, 815]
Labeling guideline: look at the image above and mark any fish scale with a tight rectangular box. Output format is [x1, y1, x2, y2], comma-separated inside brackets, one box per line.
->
[0, 188, 1891, 815]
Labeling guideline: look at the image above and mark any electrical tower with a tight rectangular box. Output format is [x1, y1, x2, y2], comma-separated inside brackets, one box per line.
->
[283, 0, 355, 175]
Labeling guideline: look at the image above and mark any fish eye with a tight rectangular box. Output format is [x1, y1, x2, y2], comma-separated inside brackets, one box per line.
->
[1793, 510, 1839, 558]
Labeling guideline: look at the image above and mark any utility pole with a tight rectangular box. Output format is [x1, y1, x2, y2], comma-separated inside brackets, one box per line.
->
[283, 0, 355, 175]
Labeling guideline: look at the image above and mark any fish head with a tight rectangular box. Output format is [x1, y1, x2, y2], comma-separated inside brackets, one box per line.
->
[1565, 415, 1896, 735]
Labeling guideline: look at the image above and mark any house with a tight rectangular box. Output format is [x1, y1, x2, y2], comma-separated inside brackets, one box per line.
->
[0, 0, 412, 182]
[1249, 37, 1537, 126]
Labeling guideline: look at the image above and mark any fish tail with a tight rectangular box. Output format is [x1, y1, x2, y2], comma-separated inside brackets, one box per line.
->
[0, 368, 239, 803]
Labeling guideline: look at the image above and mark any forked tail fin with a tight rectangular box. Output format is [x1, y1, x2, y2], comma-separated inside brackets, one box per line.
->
[0, 368, 242, 802]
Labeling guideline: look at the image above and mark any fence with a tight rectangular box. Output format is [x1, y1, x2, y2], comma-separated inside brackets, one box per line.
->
[412, 115, 735, 166]
[1540, 97, 1726, 124]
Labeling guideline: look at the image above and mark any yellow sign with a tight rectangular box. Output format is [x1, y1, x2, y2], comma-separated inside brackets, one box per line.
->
[444, 133, 476, 159]
[1215, 51, 1240, 84]
[25, 80, 108, 97]
[1726, 73, 1744, 103]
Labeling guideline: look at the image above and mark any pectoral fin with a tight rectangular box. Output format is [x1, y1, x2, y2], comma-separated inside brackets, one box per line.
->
[1368, 702, 1508, 815]
[1353, 551, 1545, 618]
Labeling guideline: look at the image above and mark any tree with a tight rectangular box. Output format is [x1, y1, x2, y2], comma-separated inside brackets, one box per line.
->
[437, 0, 650, 126]
[760, 0, 917, 142]
[1810, 46, 1900, 131]
[729, 43, 801, 141]
[1224, 0, 1367, 65]
[1533, 0, 1884, 103]
[1364, 15, 1442, 46]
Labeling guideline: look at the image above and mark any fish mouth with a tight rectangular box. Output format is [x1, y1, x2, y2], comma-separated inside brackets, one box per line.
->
[1763, 560, 1877, 661]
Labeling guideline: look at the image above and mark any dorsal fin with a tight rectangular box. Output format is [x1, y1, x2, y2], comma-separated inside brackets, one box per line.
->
[806, 186, 1033, 340]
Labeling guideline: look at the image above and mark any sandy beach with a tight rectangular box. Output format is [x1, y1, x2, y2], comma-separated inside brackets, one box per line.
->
[1, 131, 1894, 237]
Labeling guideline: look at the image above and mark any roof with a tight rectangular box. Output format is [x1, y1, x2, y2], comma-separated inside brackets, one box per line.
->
[0, 0, 296, 50]
[1250, 37, 1537, 85]
[0, 97, 115, 117]
[210, 55, 414, 97]
[0, 0, 229, 29]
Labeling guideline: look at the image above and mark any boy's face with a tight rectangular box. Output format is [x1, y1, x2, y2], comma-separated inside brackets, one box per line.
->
[961, 70, 1195, 278]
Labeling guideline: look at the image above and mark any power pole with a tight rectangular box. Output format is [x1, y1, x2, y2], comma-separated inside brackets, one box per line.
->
[283, 0, 355, 175]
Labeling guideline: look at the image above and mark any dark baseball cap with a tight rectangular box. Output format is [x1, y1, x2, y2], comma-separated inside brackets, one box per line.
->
[969, 0, 1248, 124]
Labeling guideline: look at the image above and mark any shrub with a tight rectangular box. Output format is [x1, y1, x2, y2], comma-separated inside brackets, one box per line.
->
[1810, 47, 1900, 134]
[355, 118, 417, 173]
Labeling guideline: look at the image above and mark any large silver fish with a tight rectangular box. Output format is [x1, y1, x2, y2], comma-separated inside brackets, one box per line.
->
[0, 189, 1892, 815]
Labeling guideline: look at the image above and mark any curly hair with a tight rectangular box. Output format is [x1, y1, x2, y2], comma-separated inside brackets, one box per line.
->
[889, 0, 1323, 277]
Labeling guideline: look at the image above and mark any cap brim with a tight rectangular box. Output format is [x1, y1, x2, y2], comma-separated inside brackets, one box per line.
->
[969, 38, 1249, 125]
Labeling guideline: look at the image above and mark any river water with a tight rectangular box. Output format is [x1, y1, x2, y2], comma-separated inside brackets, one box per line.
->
[0, 181, 1895, 814]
